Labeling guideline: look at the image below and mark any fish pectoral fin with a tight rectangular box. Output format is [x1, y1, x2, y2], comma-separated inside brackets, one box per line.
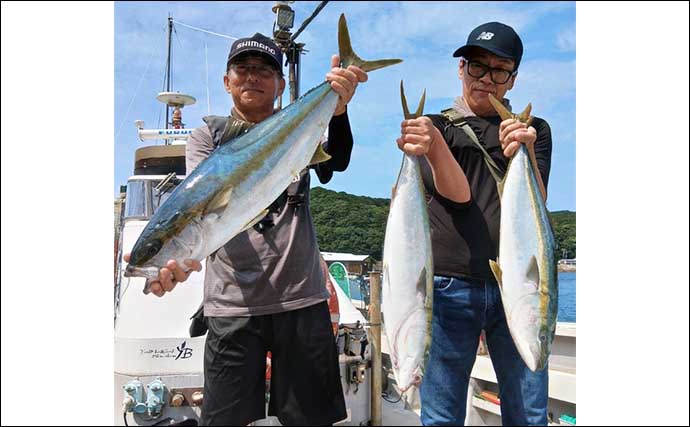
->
[240, 208, 270, 232]
[418, 267, 432, 310]
[416, 267, 427, 295]
[525, 255, 540, 292]
[383, 262, 392, 295]
[489, 259, 503, 290]
[204, 186, 233, 215]
[308, 143, 332, 166]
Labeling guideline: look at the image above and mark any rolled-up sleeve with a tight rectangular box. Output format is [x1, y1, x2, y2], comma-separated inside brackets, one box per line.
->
[186, 125, 215, 174]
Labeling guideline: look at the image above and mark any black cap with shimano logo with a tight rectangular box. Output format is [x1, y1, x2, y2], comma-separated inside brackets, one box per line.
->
[227, 33, 284, 73]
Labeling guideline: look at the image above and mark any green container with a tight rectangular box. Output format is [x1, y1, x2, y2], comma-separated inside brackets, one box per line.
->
[559, 414, 576, 425]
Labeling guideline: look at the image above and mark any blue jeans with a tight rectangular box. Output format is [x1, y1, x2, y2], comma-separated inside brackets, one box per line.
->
[420, 275, 548, 426]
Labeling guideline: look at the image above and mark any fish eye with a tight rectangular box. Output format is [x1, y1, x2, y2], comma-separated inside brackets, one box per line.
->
[146, 240, 162, 257]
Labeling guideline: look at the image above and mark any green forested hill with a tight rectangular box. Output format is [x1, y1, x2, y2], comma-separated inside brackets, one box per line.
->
[310, 186, 575, 261]
[310, 187, 390, 259]
[549, 210, 576, 259]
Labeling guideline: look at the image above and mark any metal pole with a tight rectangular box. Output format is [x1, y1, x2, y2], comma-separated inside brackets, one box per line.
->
[287, 44, 299, 103]
[369, 271, 382, 426]
[165, 15, 173, 130]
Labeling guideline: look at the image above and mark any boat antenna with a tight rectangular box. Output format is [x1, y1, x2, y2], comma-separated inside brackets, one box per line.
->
[272, 1, 329, 104]
[164, 14, 173, 129]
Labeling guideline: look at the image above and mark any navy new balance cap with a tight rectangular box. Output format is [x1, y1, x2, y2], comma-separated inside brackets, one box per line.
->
[453, 22, 523, 70]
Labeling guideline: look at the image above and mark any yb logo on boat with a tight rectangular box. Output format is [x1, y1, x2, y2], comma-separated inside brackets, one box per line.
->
[175, 341, 193, 360]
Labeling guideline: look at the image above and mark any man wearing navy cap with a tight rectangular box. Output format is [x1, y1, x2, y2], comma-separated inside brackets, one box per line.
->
[396, 22, 553, 425]
[125, 32, 368, 426]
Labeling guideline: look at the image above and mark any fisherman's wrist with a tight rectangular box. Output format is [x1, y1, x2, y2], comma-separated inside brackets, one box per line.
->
[333, 104, 347, 116]
[426, 133, 443, 160]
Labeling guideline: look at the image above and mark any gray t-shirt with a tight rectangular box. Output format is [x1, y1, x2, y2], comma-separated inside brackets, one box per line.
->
[186, 113, 354, 317]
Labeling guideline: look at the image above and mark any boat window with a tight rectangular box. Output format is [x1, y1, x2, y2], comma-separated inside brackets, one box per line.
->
[124, 180, 151, 219]
[124, 178, 180, 219]
[152, 185, 174, 214]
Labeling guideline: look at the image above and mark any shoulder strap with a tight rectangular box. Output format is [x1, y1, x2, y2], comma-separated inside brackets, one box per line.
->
[203, 115, 255, 148]
[440, 108, 504, 184]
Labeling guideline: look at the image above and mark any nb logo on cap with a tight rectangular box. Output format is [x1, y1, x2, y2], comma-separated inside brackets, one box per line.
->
[476, 32, 494, 41]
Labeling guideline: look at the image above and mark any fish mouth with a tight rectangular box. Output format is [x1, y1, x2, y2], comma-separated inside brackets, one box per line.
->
[515, 338, 548, 372]
[124, 264, 160, 280]
[398, 365, 423, 393]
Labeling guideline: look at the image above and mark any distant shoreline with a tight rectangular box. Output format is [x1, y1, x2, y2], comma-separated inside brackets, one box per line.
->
[558, 264, 576, 273]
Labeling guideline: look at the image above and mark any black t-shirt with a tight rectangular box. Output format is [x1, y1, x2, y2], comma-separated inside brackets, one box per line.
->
[420, 113, 552, 280]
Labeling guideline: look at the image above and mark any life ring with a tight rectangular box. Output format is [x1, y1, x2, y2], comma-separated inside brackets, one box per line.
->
[266, 257, 340, 381]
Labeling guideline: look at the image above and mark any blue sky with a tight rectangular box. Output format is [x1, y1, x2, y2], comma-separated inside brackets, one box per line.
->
[115, 1, 576, 211]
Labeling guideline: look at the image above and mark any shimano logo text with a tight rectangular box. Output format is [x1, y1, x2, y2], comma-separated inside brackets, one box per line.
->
[237, 40, 276, 55]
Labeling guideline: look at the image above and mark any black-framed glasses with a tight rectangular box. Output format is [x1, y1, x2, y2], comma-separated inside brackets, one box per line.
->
[465, 60, 516, 85]
[229, 63, 277, 79]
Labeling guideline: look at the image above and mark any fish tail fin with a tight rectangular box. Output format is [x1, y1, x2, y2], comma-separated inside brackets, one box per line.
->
[488, 94, 514, 121]
[489, 93, 534, 125]
[400, 80, 426, 120]
[338, 14, 402, 72]
[518, 103, 534, 127]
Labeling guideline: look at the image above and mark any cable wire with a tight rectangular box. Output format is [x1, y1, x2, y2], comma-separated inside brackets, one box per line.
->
[291, 1, 329, 42]
[172, 19, 238, 40]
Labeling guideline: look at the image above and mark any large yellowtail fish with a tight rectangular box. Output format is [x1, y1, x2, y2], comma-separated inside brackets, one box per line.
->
[125, 14, 401, 281]
[487, 94, 558, 372]
[382, 82, 433, 393]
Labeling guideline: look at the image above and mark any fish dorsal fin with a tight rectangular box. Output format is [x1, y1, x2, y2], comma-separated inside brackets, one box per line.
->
[338, 14, 402, 72]
[489, 259, 503, 290]
[525, 255, 540, 292]
[308, 142, 332, 166]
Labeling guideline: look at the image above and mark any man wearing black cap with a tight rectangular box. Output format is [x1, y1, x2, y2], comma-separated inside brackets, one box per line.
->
[125, 32, 368, 426]
[396, 22, 552, 425]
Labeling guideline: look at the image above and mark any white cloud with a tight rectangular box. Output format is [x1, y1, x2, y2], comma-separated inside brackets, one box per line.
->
[509, 59, 576, 113]
[557, 27, 576, 52]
